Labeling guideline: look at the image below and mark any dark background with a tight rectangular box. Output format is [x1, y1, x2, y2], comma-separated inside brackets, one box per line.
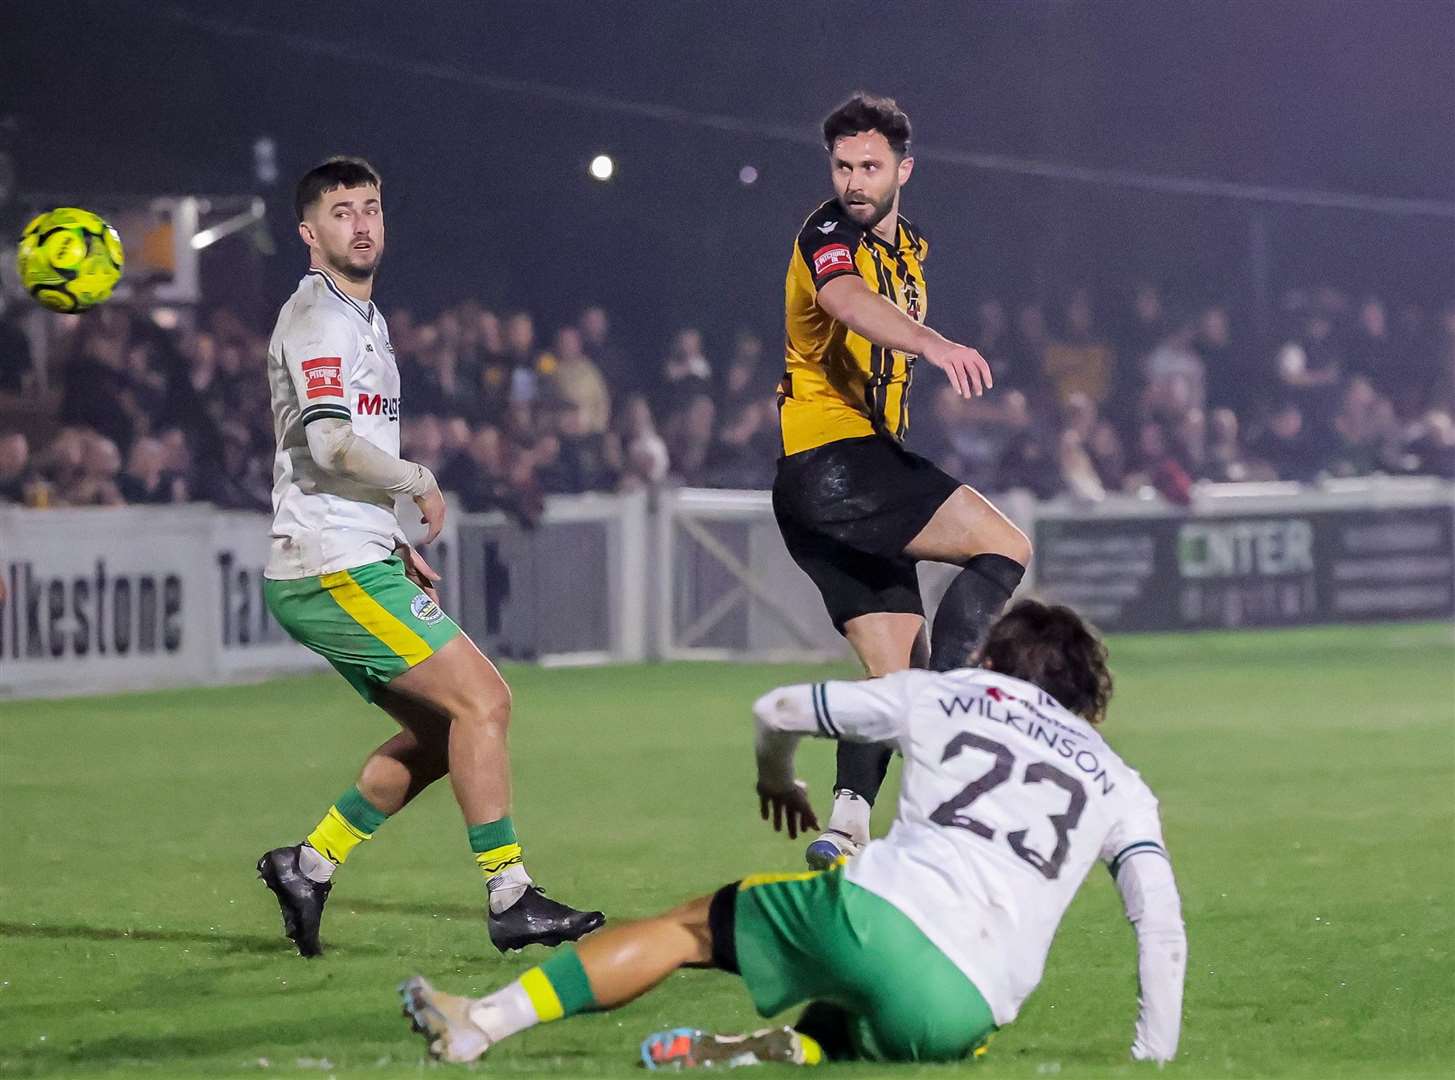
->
[4, 0, 1452, 350]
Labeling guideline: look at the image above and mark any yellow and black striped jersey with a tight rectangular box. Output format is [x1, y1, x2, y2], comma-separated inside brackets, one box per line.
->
[780, 199, 929, 456]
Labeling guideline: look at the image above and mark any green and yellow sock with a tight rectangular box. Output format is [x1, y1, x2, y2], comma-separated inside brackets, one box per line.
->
[469, 817, 531, 912]
[304, 785, 389, 874]
[469, 943, 597, 1042]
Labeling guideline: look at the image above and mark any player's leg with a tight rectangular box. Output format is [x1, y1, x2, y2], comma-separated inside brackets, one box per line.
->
[294, 691, 451, 877]
[400, 887, 824, 1068]
[401, 894, 717, 1064]
[387, 633, 605, 950]
[805, 609, 926, 868]
[903, 485, 1031, 671]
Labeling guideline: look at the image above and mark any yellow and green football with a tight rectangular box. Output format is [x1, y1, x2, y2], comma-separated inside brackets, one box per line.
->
[16, 207, 125, 314]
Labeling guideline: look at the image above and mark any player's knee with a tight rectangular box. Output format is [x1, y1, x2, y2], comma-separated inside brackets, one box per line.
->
[453, 681, 512, 735]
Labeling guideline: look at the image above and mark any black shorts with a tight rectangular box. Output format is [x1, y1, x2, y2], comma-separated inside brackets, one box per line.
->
[773, 435, 962, 632]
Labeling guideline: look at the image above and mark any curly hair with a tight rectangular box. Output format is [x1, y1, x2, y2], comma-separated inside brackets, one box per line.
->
[979, 600, 1114, 724]
[822, 93, 912, 157]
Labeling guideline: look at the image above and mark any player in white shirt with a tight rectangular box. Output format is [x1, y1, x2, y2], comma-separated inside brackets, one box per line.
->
[256, 157, 603, 959]
[398, 600, 1185, 1069]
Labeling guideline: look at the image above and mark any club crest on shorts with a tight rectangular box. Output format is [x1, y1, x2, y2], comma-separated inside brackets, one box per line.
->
[410, 593, 444, 624]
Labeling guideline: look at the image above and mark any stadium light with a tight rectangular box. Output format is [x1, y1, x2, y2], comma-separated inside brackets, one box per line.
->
[588, 154, 615, 182]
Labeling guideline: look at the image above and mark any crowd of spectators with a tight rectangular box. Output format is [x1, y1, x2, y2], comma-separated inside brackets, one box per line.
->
[2, 282, 1453, 517]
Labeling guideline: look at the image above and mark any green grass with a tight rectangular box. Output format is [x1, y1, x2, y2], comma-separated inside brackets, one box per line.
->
[1, 622, 1452, 1079]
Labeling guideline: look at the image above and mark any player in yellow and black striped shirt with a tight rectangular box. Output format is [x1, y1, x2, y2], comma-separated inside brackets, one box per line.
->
[771, 94, 1034, 870]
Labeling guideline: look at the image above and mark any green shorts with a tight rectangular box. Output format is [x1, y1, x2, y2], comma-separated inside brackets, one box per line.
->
[711, 867, 996, 1064]
[264, 556, 462, 702]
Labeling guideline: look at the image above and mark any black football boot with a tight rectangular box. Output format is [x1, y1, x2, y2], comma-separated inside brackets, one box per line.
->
[257, 844, 332, 957]
[487, 886, 605, 952]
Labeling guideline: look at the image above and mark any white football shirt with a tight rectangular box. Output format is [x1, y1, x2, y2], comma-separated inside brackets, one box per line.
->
[265, 270, 404, 579]
[756, 668, 1172, 1027]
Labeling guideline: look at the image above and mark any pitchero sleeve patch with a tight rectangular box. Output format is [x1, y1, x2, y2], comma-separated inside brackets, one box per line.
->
[302, 356, 345, 400]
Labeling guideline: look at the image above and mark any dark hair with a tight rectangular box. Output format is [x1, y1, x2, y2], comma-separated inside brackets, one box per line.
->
[979, 600, 1114, 724]
[822, 93, 912, 157]
[295, 156, 382, 221]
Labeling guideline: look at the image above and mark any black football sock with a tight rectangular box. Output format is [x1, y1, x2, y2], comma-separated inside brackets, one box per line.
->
[929, 553, 1027, 672]
[833, 741, 894, 807]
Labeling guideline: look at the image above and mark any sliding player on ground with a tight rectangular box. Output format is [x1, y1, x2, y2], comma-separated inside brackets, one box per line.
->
[256, 156, 603, 956]
[774, 94, 1032, 869]
[399, 601, 1185, 1069]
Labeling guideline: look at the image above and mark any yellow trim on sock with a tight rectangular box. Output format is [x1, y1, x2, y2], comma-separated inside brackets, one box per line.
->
[518, 967, 565, 1023]
[306, 806, 372, 865]
[320, 569, 433, 665]
[738, 869, 821, 892]
[475, 842, 523, 877]
[797, 1032, 824, 1066]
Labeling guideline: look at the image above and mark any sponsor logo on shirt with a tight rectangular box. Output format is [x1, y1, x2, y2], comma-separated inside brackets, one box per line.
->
[356, 393, 400, 421]
[410, 593, 444, 625]
[812, 244, 853, 278]
[302, 357, 344, 400]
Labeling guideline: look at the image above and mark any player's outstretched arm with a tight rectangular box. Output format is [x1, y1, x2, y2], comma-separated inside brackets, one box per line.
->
[305, 418, 444, 541]
[816, 275, 993, 398]
[1112, 845, 1187, 1063]
[751, 674, 927, 835]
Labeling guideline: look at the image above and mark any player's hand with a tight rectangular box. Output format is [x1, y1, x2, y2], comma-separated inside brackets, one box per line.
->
[413, 484, 446, 544]
[398, 542, 442, 605]
[757, 779, 820, 840]
[923, 340, 993, 399]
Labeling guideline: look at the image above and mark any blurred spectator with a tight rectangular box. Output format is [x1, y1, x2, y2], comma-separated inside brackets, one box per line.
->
[1429, 301, 1455, 417]
[34, 427, 88, 500]
[1124, 421, 1193, 506]
[1172, 408, 1208, 479]
[973, 298, 1011, 361]
[702, 400, 777, 489]
[1121, 281, 1167, 367]
[1407, 408, 1455, 478]
[917, 386, 1028, 490]
[119, 436, 187, 504]
[664, 392, 716, 485]
[62, 311, 137, 447]
[1087, 420, 1126, 491]
[1249, 401, 1326, 483]
[615, 393, 670, 491]
[1041, 288, 1116, 409]
[205, 422, 272, 511]
[401, 415, 452, 478]
[579, 305, 633, 396]
[657, 328, 713, 413]
[502, 311, 541, 403]
[63, 435, 126, 507]
[718, 329, 766, 416]
[540, 326, 610, 433]
[540, 404, 619, 494]
[1276, 310, 1344, 423]
[1008, 302, 1053, 413]
[1197, 304, 1256, 415]
[996, 402, 1060, 500]
[440, 425, 543, 526]
[1141, 316, 1206, 421]
[0, 432, 35, 503]
[0, 311, 37, 395]
[1205, 408, 1255, 483]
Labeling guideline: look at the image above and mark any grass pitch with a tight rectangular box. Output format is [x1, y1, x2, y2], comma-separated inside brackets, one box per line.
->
[1, 622, 1452, 1079]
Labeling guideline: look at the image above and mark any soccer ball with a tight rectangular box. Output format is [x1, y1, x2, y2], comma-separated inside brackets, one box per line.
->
[16, 208, 125, 314]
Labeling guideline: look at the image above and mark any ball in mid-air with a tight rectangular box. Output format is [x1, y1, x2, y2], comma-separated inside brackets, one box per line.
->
[16, 208, 125, 314]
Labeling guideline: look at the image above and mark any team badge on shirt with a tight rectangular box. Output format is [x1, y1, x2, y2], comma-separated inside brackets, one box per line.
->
[302, 356, 344, 399]
[410, 593, 444, 624]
